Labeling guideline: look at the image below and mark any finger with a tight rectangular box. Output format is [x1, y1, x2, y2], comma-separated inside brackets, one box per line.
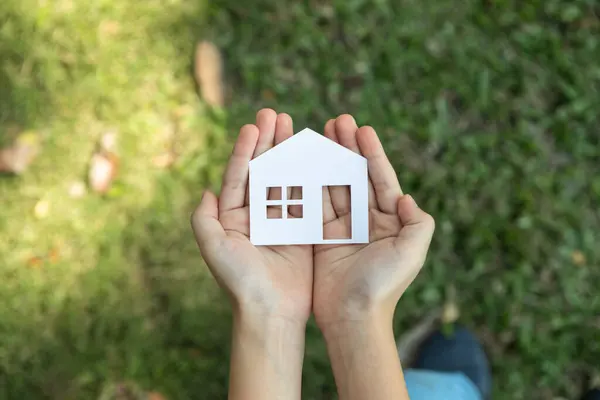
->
[275, 113, 293, 145]
[219, 124, 259, 213]
[323, 119, 347, 218]
[395, 195, 435, 255]
[345, 125, 377, 209]
[321, 185, 337, 223]
[335, 115, 374, 210]
[191, 191, 226, 255]
[356, 126, 403, 214]
[249, 108, 278, 204]
[334, 114, 360, 152]
[320, 119, 337, 223]
[265, 113, 293, 203]
[253, 108, 278, 158]
[325, 116, 351, 217]
[276, 113, 303, 216]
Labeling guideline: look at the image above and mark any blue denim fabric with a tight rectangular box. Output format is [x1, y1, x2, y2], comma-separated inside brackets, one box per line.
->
[405, 370, 482, 400]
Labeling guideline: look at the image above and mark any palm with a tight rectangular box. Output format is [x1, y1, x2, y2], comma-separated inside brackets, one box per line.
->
[219, 206, 313, 319]
[311, 116, 426, 324]
[314, 207, 403, 318]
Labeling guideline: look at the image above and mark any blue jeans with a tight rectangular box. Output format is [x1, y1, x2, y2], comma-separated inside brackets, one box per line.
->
[405, 370, 482, 400]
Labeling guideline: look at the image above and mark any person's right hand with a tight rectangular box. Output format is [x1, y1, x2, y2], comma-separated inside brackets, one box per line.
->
[191, 109, 313, 324]
[312, 115, 436, 332]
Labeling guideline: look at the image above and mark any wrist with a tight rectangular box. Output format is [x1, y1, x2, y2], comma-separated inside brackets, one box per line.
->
[230, 289, 311, 327]
[233, 305, 307, 341]
[316, 302, 395, 340]
[319, 310, 393, 345]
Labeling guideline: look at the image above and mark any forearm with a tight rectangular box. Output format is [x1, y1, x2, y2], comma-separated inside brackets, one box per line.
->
[229, 309, 306, 400]
[323, 314, 409, 400]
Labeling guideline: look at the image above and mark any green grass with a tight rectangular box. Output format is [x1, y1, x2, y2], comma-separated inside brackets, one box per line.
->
[1, 0, 599, 399]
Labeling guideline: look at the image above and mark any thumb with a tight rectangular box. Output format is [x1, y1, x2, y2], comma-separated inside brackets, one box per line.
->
[395, 194, 435, 254]
[191, 191, 226, 254]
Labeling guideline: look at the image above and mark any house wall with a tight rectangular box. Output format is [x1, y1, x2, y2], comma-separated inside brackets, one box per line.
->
[248, 132, 369, 245]
[249, 165, 369, 245]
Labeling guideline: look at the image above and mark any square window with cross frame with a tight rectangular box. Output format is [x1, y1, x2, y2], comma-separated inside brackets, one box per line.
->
[266, 186, 303, 219]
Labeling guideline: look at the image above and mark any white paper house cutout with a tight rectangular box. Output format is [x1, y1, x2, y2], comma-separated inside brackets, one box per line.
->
[249, 128, 369, 245]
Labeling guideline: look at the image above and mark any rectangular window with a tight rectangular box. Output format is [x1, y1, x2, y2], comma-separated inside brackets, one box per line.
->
[322, 185, 352, 239]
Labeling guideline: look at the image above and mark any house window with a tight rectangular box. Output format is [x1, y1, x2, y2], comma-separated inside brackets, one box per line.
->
[266, 186, 303, 219]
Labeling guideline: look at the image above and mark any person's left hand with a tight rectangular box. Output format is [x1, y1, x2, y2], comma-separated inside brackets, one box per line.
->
[312, 115, 435, 331]
[191, 109, 313, 324]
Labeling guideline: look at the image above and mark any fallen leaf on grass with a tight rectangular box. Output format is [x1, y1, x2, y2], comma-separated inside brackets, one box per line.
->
[441, 301, 460, 323]
[89, 153, 118, 193]
[100, 130, 117, 152]
[34, 199, 50, 219]
[147, 392, 168, 400]
[188, 348, 202, 358]
[152, 153, 175, 169]
[89, 132, 119, 194]
[48, 247, 60, 263]
[98, 381, 146, 400]
[27, 256, 44, 269]
[98, 20, 120, 39]
[152, 119, 178, 169]
[261, 89, 276, 101]
[172, 104, 194, 119]
[26, 247, 61, 268]
[0, 132, 40, 174]
[571, 250, 586, 266]
[68, 181, 87, 198]
[194, 41, 224, 107]
[441, 285, 460, 323]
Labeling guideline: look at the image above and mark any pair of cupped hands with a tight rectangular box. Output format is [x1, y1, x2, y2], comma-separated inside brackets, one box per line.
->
[191, 109, 435, 332]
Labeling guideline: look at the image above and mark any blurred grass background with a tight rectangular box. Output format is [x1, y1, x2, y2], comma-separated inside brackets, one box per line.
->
[0, 0, 599, 399]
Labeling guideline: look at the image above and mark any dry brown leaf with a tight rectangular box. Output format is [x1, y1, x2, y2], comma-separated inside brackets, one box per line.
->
[147, 392, 168, 400]
[89, 153, 117, 193]
[442, 301, 460, 323]
[34, 199, 50, 219]
[98, 20, 121, 39]
[261, 89, 276, 101]
[48, 247, 60, 264]
[188, 348, 202, 358]
[194, 41, 224, 107]
[89, 132, 119, 194]
[152, 153, 175, 169]
[172, 104, 194, 119]
[0, 131, 40, 174]
[571, 250, 586, 266]
[27, 256, 43, 269]
[68, 181, 87, 198]
[100, 130, 118, 152]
